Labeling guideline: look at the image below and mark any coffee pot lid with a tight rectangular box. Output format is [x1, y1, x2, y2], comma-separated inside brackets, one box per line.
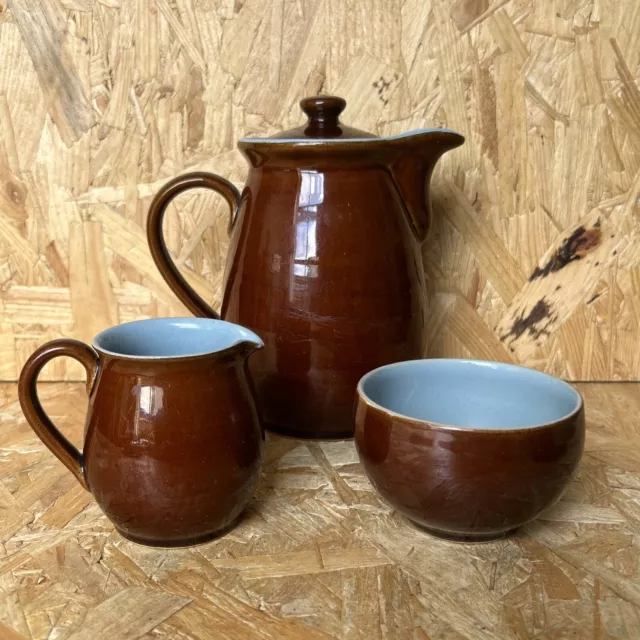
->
[243, 96, 378, 142]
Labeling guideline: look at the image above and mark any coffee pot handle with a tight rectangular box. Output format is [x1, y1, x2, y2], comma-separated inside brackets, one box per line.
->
[146, 172, 241, 319]
[18, 339, 100, 491]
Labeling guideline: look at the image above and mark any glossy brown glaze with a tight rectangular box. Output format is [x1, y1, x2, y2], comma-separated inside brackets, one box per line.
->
[18, 324, 264, 547]
[147, 96, 464, 438]
[355, 378, 585, 541]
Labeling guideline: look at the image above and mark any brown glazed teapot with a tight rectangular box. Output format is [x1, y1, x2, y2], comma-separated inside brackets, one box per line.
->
[147, 96, 464, 438]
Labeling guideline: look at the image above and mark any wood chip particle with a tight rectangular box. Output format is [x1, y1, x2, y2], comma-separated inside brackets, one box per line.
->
[66, 586, 191, 640]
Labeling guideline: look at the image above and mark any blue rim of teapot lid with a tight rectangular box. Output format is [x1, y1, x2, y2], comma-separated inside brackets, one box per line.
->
[238, 95, 461, 145]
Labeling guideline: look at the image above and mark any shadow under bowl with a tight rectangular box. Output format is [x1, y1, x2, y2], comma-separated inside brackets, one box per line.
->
[354, 359, 585, 541]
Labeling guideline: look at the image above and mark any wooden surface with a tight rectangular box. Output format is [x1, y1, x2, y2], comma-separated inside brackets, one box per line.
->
[0, 1, 640, 381]
[0, 382, 639, 639]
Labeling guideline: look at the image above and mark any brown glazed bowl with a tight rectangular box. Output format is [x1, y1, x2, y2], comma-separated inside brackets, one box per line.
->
[354, 359, 585, 541]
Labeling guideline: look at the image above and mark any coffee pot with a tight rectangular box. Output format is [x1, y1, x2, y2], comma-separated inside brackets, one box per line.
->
[147, 96, 464, 438]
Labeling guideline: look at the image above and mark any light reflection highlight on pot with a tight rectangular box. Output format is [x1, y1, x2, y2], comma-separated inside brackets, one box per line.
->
[293, 171, 323, 279]
[132, 384, 164, 443]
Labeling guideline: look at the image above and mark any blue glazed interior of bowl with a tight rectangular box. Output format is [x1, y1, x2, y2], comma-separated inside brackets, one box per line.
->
[93, 318, 263, 359]
[359, 359, 582, 430]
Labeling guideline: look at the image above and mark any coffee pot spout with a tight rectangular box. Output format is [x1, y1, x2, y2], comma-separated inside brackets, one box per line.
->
[388, 129, 464, 243]
[232, 337, 264, 358]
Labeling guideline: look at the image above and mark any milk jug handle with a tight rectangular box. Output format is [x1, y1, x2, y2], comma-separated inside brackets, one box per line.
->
[146, 172, 241, 319]
[18, 339, 100, 491]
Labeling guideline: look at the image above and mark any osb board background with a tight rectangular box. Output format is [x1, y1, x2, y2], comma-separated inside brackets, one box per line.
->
[2, 382, 640, 639]
[0, 0, 639, 381]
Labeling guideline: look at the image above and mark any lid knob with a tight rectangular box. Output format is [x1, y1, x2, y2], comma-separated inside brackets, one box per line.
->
[300, 96, 346, 138]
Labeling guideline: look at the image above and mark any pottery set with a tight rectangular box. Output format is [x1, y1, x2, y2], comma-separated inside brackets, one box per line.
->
[18, 96, 585, 546]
